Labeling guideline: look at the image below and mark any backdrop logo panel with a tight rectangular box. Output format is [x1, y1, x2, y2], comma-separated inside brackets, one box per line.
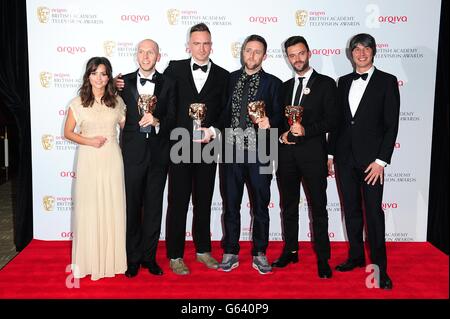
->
[35, 6, 104, 24]
[26, 0, 442, 241]
[296, 10, 361, 27]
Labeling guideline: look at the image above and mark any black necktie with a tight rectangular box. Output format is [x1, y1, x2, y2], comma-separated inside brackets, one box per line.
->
[193, 63, 208, 73]
[139, 74, 156, 86]
[353, 72, 368, 81]
[293, 77, 304, 106]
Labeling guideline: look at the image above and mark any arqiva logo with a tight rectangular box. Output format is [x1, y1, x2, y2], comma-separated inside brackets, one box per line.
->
[57, 46, 86, 54]
[311, 48, 341, 56]
[121, 14, 150, 23]
[248, 16, 278, 24]
[378, 15, 408, 24]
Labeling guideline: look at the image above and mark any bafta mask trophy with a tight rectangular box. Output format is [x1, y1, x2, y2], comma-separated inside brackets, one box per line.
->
[137, 94, 157, 133]
[285, 105, 304, 142]
[189, 103, 207, 140]
[247, 100, 266, 124]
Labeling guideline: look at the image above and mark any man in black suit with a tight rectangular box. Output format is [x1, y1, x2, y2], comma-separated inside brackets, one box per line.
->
[329, 33, 400, 289]
[271, 36, 338, 279]
[117, 39, 176, 278]
[163, 23, 229, 275]
[217, 34, 282, 275]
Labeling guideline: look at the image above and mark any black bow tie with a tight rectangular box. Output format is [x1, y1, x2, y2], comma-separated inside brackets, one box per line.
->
[139, 74, 156, 86]
[193, 63, 208, 73]
[353, 72, 368, 81]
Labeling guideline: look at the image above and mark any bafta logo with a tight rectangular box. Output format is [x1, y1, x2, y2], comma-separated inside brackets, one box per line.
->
[189, 103, 207, 140]
[167, 9, 180, 25]
[39, 72, 52, 88]
[285, 105, 304, 126]
[231, 42, 242, 59]
[137, 94, 158, 134]
[104, 41, 116, 57]
[43, 196, 55, 211]
[247, 101, 266, 124]
[37, 6, 50, 23]
[295, 10, 308, 26]
[41, 134, 54, 150]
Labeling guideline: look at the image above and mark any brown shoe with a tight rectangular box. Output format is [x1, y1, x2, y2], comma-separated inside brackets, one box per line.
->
[169, 258, 190, 275]
[196, 253, 219, 269]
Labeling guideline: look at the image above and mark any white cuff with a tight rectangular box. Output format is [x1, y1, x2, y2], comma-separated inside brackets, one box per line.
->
[209, 126, 218, 139]
[375, 159, 387, 167]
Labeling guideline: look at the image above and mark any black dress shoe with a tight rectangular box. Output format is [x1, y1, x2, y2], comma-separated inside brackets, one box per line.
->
[271, 251, 299, 268]
[141, 261, 163, 276]
[335, 259, 365, 272]
[318, 260, 332, 279]
[125, 263, 139, 278]
[379, 273, 393, 289]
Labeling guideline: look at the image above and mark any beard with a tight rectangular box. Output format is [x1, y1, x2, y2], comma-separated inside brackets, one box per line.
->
[293, 60, 309, 74]
[244, 60, 262, 72]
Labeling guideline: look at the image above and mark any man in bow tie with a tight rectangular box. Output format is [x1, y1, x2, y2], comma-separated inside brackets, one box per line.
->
[163, 23, 229, 275]
[328, 33, 400, 289]
[116, 39, 176, 278]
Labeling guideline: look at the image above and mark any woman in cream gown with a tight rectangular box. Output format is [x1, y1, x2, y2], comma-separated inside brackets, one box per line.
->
[64, 57, 127, 280]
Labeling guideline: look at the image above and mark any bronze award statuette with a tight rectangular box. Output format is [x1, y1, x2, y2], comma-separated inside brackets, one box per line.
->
[189, 103, 207, 140]
[137, 94, 157, 133]
[247, 100, 266, 124]
[285, 105, 304, 126]
[285, 105, 304, 143]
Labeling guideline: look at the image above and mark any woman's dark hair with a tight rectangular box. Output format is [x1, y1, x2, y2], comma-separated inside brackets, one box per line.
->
[79, 56, 116, 108]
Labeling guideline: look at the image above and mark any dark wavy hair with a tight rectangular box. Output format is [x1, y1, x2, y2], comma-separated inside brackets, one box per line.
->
[79, 56, 117, 108]
[349, 33, 377, 62]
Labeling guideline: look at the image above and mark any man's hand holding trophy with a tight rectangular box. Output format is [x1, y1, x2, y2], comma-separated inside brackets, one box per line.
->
[189, 103, 211, 142]
[282, 105, 304, 144]
[248, 100, 270, 129]
[138, 94, 158, 135]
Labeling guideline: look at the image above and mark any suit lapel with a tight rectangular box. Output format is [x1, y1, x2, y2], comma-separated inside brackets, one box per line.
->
[342, 75, 353, 120]
[285, 78, 295, 106]
[153, 70, 163, 97]
[299, 70, 318, 106]
[185, 59, 198, 95]
[353, 68, 378, 119]
[129, 71, 139, 102]
[198, 60, 216, 97]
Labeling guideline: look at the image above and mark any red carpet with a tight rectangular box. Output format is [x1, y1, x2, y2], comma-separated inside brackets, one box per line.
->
[0, 240, 447, 299]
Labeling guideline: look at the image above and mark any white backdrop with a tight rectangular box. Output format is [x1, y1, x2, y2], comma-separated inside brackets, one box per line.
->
[27, 0, 441, 242]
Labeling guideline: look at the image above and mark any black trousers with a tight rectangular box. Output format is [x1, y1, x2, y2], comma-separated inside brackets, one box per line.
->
[222, 154, 272, 256]
[277, 146, 330, 260]
[124, 150, 168, 265]
[166, 161, 217, 259]
[336, 156, 387, 273]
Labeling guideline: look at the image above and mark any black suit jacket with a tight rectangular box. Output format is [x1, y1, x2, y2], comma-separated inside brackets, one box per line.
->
[120, 70, 176, 165]
[329, 67, 400, 166]
[223, 68, 283, 130]
[280, 70, 338, 162]
[163, 59, 229, 135]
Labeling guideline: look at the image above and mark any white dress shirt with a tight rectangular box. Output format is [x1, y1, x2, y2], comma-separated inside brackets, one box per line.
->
[190, 58, 211, 93]
[328, 66, 386, 167]
[190, 58, 217, 139]
[291, 67, 314, 105]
